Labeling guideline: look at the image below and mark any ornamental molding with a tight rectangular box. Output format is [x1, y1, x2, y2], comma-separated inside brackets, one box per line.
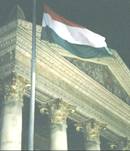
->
[1, 73, 27, 106]
[40, 99, 75, 125]
[83, 119, 106, 141]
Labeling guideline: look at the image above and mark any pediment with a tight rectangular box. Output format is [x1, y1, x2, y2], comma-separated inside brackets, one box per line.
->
[66, 57, 130, 105]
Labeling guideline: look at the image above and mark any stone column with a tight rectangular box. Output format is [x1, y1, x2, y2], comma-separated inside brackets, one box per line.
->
[83, 119, 105, 151]
[0, 75, 26, 150]
[45, 99, 75, 150]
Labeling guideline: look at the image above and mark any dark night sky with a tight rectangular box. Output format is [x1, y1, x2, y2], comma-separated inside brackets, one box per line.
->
[0, 0, 130, 67]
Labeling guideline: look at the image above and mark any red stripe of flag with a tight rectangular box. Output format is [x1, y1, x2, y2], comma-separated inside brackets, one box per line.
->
[44, 4, 83, 28]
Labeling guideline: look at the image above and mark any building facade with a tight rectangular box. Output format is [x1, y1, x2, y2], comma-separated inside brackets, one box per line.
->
[0, 6, 130, 150]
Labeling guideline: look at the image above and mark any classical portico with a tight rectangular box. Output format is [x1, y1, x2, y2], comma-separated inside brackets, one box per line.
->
[0, 6, 130, 150]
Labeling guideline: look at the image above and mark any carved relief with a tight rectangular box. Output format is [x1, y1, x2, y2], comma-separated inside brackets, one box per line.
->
[67, 58, 130, 104]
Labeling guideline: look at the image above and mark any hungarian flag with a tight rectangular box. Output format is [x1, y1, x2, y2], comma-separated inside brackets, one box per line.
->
[41, 4, 112, 58]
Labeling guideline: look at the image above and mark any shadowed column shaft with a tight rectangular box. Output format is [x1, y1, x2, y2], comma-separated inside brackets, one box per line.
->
[50, 123, 68, 150]
[0, 102, 23, 150]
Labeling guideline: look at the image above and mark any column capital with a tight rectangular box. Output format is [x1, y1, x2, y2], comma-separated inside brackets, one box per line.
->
[84, 119, 106, 141]
[1, 73, 27, 105]
[40, 98, 75, 124]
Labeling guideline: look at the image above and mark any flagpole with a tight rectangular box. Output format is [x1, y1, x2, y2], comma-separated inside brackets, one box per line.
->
[28, 0, 36, 150]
